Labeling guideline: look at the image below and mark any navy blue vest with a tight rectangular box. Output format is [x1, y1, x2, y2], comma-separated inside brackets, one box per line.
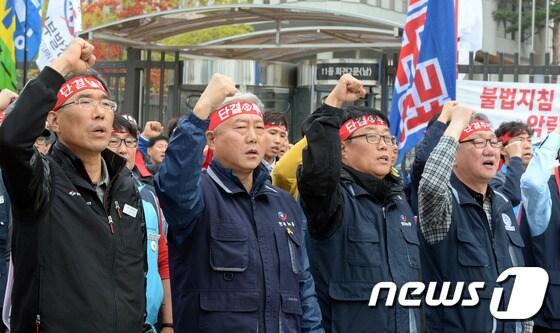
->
[308, 178, 421, 333]
[521, 173, 560, 329]
[421, 174, 525, 333]
[169, 163, 302, 333]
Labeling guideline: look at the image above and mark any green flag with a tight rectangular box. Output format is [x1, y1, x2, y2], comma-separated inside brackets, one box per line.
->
[0, 0, 16, 91]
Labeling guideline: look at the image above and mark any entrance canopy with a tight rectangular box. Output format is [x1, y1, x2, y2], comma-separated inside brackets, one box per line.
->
[80, 4, 403, 61]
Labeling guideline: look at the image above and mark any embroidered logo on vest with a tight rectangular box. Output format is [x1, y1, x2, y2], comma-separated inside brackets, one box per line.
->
[502, 213, 516, 231]
[400, 214, 412, 227]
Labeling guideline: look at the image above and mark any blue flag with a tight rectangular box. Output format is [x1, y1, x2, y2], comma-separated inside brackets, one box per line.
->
[389, 0, 456, 164]
[14, 0, 42, 62]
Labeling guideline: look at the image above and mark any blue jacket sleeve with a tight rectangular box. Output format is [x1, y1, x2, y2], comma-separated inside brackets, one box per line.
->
[298, 211, 325, 333]
[490, 157, 523, 206]
[154, 113, 207, 245]
[520, 133, 560, 236]
[138, 135, 150, 158]
[409, 121, 446, 214]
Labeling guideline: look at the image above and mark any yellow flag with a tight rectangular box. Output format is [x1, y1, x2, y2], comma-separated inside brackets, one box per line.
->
[0, 0, 16, 90]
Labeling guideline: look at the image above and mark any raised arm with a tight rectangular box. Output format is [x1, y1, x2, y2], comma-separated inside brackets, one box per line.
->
[155, 74, 236, 244]
[418, 106, 473, 244]
[490, 140, 524, 206]
[0, 38, 95, 216]
[298, 74, 366, 239]
[520, 125, 560, 237]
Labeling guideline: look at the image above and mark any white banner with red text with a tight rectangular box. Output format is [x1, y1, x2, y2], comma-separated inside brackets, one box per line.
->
[456, 80, 560, 140]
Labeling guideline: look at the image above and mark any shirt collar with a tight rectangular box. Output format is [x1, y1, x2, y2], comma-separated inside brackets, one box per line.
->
[463, 182, 492, 206]
[96, 158, 110, 187]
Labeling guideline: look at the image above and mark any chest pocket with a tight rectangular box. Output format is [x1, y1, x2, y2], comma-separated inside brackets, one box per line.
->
[457, 226, 489, 267]
[400, 227, 421, 269]
[210, 219, 249, 272]
[347, 218, 381, 267]
[286, 227, 303, 274]
[118, 201, 145, 252]
[506, 230, 525, 267]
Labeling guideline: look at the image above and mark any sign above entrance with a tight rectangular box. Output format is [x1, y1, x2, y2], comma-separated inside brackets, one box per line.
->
[316, 61, 378, 85]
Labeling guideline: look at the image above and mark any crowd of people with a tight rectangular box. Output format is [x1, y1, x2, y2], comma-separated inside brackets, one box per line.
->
[0, 38, 558, 333]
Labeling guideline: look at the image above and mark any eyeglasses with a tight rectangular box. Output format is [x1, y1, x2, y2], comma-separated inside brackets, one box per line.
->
[58, 97, 118, 112]
[460, 137, 503, 148]
[346, 133, 397, 145]
[108, 137, 138, 148]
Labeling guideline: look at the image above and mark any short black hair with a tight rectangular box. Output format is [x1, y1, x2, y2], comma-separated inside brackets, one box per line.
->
[113, 114, 138, 138]
[148, 135, 168, 148]
[263, 112, 288, 128]
[495, 121, 534, 143]
[167, 117, 179, 137]
[64, 69, 110, 96]
[343, 105, 390, 127]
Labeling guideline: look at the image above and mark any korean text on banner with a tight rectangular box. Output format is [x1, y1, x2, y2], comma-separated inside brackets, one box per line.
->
[36, 0, 81, 70]
[456, 80, 560, 140]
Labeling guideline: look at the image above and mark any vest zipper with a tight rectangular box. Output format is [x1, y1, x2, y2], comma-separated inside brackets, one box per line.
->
[108, 215, 115, 234]
[114, 201, 123, 219]
[35, 314, 40, 333]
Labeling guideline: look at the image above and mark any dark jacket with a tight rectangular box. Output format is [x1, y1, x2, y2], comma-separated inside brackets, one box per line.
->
[0, 67, 146, 333]
[155, 113, 322, 333]
[409, 120, 448, 215]
[298, 104, 422, 333]
[489, 158, 524, 207]
[421, 174, 525, 333]
[522, 173, 560, 329]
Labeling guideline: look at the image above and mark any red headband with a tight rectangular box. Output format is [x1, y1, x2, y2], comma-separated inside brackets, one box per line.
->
[499, 130, 529, 145]
[264, 124, 288, 133]
[53, 76, 107, 111]
[459, 121, 493, 141]
[208, 101, 263, 130]
[339, 115, 387, 140]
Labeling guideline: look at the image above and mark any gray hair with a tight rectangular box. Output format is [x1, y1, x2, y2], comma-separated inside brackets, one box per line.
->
[471, 112, 490, 123]
[216, 92, 264, 112]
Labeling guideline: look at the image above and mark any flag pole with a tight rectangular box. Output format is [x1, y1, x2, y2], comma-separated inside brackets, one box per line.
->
[22, 0, 28, 86]
[546, 0, 550, 54]
[518, 0, 522, 56]
[531, 0, 536, 53]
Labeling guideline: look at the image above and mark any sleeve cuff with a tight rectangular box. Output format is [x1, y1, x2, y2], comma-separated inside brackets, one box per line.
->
[316, 104, 346, 127]
[187, 112, 210, 131]
[40, 66, 67, 91]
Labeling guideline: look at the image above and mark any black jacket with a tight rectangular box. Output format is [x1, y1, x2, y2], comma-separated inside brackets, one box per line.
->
[0, 67, 146, 333]
[297, 104, 422, 333]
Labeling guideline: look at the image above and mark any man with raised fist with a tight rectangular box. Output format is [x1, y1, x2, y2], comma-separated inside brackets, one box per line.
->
[418, 106, 530, 333]
[0, 39, 146, 333]
[297, 74, 421, 333]
[155, 74, 323, 333]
